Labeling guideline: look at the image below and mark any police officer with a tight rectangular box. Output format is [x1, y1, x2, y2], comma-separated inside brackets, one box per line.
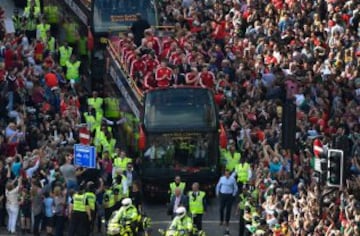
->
[45, 30, 56, 55]
[65, 54, 81, 84]
[58, 42, 73, 70]
[232, 157, 251, 192]
[103, 183, 115, 226]
[12, 9, 22, 34]
[169, 176, 186, 200]
[85, 181, 97, 235]
[168, 207, 193, 234]
[68, 184, 92, 236]
[237, 192, 247, 236]
[188, 182, 206, 231]
[113, 150, 132, 173]
[36, 17, 50, 41]
[113, 175, 128, 210]
[223, 140, 241, 172]
[108, 198, 139, 235]
[87, 91, 104, 117]
[43, 0, 59, 35]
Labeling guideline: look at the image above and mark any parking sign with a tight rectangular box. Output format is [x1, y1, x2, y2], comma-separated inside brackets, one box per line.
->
[74, 144, 96, 168]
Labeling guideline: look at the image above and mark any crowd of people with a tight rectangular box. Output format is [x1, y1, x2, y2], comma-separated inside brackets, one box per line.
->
[1, 0, 360, 235]
[110, 0, 360, 235]
[0, 0, 143, 235]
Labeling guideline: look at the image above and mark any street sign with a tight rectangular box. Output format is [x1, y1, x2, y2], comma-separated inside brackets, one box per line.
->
[74, 144, 96, 168]
[79, 126, 91, 145]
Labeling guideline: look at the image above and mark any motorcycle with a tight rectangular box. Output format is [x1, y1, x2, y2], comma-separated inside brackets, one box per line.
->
[106, 211, 152, 236]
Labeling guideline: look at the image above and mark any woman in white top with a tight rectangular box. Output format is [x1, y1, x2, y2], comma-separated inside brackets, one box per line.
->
[5, 177, 22, 234]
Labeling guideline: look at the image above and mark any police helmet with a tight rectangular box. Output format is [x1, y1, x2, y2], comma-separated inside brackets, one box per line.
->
[175, 206, 186, 218]
[122, 198, 132, 208]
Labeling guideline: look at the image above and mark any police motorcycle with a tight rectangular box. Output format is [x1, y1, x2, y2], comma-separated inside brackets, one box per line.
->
[107, 199, 152, 236]
[158, 207, 206, 236]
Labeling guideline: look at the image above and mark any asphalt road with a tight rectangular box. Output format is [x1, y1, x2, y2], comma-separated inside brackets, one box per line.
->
[0, 198, 239, 236]
[144, 199, 239, 236]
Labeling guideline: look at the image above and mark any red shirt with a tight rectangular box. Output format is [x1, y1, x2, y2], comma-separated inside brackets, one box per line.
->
[169, 52, 182, 66]
[34, 41, 45, 55]
[130, 59, 146, 77]
[199, 71, 215, 88]
[44, 72, 58, 88]
[145, 36, 161, 55]
[144, 72, 157, 89]
[145, 58, 159, 73]
[4, 48, 14, 70]
[185, 72, 199, 86]
[155, 66, 172, 87]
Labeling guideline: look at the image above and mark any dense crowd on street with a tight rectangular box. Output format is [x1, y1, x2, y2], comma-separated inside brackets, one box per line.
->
[114, 0, 360, 235]
[1, 0, 360, 235]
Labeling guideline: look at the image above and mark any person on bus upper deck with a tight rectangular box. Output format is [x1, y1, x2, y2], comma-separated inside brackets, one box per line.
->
[143, 71, 157, 90]
[199, 65, 216, 89]
[129, 51, 146, 79]
[130, 13, 151, 47]
[185, 67, 199, 86]
[155, 59, 173, 87]
[142, 29, 161, 56]
[144, 52, 159, 74]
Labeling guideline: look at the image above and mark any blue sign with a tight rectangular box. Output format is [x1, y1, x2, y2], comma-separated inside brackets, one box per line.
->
[74, 144, 96, 168]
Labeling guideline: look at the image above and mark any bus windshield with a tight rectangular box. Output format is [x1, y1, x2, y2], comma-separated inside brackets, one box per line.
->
[93, 0, 157, 33]
[143, 88, 217, 132]
[143, 133, 218, 170]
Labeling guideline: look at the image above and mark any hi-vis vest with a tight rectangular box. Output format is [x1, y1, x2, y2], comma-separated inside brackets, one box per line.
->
[59, 46, 72, 66]
[24, 6, 40, 18]
[26, 18, 37, 31]
[27, 0, 41, 8]
[102, 138, 116, 155]
[65, 61, 81, 80]
[88, 97, 103, 115]
[12, 16, 22, 31]
[103, 189, 115, 208]
[73, 193, 87, 212]
[169, 182, 186, 196]
[44, 5, 59, 24]
[84, 112, 101, 132]
[47, 37, 56, 53]
[65, 23, 78, 44]
[113, 157, 131, 171]
[188, 191, 205, 214]
[224, 151, 241, 171]
[104, 97, 121, 119]
[113, 181, 128, 202]
[235, 162, 250, 183]
[85, 192, 96, 211]
[36, 23, 50, 41]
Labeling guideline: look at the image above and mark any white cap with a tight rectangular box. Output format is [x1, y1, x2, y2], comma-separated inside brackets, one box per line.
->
[122, 198, 132, 206]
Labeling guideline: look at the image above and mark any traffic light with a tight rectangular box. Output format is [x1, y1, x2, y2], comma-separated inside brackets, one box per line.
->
[327, 149, 344, 188]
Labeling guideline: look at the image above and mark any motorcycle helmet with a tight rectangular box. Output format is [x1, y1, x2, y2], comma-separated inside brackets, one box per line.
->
[122, 198, 132, 209]
[175, 207, 186, 219]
